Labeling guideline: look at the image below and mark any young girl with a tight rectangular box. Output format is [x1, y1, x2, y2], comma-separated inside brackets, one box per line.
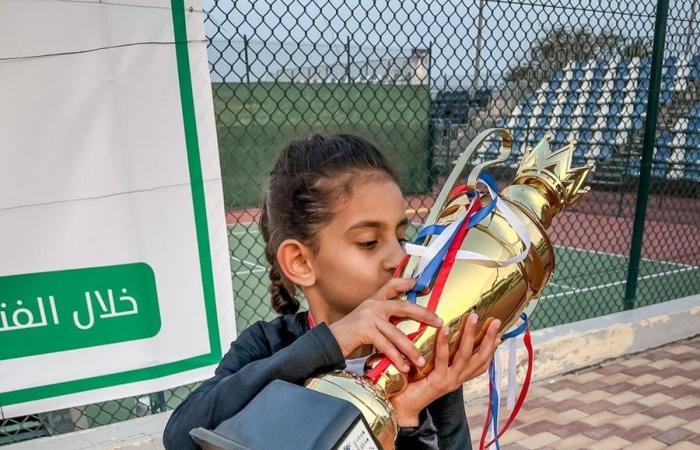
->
[163, 134, 501, 449]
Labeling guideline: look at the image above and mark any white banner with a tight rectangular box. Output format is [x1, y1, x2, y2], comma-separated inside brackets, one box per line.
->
[0, 0, 236, 418]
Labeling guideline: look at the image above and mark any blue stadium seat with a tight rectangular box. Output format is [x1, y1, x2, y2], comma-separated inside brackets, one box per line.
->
[689, 117, 700, 132]
[573, 143, 588, 167]
[598, 144, 613, 160]
[659, 87, 672, 106]
[633, 93, 646, 113]
[573, 77, 585, 92]
[602, 129, 617, 143]
[554, 129, 567, 145]
[494, 56, 699, 182]
[542, 103, 553, 117]
[594, 59, 608, 74]
[689, 55, 700, 80]
[613, 78, 626, 91]
[657, 131, 673, 146]
[683, 149, 700, 181]
[687, 133, 700, 149]
[607, 115, 622, 131]
[628, 159, 641, 177]
[638, 66, 651, 82]
[653, 146, 672, 177]
[689, 105, 700, 119]
[617, 59, 630, 78]
[562, 103, 574, 117]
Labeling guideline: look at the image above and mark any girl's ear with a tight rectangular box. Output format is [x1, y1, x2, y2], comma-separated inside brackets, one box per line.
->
[276, 239, 316, 288]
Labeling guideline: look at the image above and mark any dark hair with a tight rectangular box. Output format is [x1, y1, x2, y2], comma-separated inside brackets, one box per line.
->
[259, 134, 398, 315]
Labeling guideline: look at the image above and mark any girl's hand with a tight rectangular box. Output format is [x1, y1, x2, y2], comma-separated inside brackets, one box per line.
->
[328, 278, 444, 373]
[390, 313, 501, 426]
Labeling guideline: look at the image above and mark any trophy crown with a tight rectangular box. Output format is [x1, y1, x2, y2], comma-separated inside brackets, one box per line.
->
[515, 133, 592, 207]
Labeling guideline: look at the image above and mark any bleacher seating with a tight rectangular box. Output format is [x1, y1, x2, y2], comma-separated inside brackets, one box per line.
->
[430, 89, 492, 125]
[482, 54, 699, 182]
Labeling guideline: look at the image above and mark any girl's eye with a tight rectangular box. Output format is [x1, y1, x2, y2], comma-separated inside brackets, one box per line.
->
[358, 240, 378, 250]
[398, 237, 408, 247]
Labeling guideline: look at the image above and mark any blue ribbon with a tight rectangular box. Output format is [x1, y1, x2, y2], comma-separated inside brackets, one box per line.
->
[488, 363, 501, 450]
[415, 224, 447, 245]
[407, 226, 459, 302]
[405, 175, 501, 304]
[486, 312, 529, 449]
[501, 313, 528, 341]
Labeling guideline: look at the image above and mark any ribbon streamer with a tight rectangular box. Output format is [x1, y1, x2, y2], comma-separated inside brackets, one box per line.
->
[405, 175, 532, 276]
[479, 313, 533, 450]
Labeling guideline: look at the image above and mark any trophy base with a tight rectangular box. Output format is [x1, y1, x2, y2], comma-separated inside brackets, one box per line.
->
[190, 380, 381, 450]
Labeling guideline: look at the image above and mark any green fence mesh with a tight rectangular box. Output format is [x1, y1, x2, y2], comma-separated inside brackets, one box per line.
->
[2, 0, 698, 444]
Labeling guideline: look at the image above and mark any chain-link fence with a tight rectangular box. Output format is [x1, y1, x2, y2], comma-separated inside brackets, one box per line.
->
[3, 0, 699, 444]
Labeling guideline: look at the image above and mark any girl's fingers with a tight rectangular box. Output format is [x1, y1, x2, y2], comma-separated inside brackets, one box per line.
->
[377, 320, 425, 368]
[451, 313, 478, 373]
[375, 278, 416, 300]
[370, 329, 411, 372]
[471, 357, 492, 378]
[472, 319, 501, 366]
[385, 301, 443, 328]
[433, 326, 450, 373]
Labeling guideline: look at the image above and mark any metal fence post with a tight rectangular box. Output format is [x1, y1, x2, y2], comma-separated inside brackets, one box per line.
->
[346, 36, 351, 83]
[623, 0, 671, 310]
[243, 34, 250, 84]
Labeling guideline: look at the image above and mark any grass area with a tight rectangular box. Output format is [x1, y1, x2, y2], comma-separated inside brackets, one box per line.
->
[227, 222, 700, 331]
[212, 82, 432, 208]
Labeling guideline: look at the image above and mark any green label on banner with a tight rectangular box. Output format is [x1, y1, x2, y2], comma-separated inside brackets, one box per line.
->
[0, 263, 160, 360]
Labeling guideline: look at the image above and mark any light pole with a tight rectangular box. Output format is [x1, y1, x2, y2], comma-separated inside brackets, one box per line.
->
[473, 0, 485, 90]
[688, 0, 698, 55]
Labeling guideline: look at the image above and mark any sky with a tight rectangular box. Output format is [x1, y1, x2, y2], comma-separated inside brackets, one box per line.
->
[202, 0, 694, 88]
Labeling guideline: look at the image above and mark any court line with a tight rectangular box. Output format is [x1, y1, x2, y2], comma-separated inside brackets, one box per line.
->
[554, 244, 696, 270]
[550, 281, 578, 290]
[230, 255, 266, 271]
[540, 266, 697, 300]
[231, 228, 258, 237]
[234, 268, 267, 276]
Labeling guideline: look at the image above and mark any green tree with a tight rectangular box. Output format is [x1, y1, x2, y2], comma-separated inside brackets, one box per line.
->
[505, 26, 635, 87]
[621, 38, 652, 59]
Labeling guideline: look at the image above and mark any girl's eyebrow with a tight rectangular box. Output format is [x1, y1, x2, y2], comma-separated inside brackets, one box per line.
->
[347, 217, 409, 231]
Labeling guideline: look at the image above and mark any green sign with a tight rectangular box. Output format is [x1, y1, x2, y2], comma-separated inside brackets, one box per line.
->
[0, 263, 160, 360]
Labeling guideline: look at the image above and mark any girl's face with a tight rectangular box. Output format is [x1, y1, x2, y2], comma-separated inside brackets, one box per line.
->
[309, 174, 409, 315]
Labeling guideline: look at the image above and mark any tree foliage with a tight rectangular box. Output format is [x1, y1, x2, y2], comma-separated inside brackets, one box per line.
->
[504, 26, 650, 85]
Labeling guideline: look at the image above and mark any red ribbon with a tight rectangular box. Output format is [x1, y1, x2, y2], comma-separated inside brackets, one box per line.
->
[366, 196, 482, 384]
[307, 311, 317, 329]
[479, 326, 534, 450]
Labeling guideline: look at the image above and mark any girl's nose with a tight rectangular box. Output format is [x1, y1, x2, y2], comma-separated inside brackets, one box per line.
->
[384, 239, 407, 274]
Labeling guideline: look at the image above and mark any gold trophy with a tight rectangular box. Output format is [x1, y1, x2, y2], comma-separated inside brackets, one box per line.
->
[305, 128, 592, 449]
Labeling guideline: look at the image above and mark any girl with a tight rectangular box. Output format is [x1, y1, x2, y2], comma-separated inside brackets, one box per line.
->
[163, 134, 501, 449]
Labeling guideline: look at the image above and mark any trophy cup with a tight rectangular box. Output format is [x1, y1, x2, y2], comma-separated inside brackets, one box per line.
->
[191, 128, 592, 450]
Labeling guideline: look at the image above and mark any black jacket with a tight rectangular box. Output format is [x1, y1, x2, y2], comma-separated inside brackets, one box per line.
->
[163, 312, 471, 449]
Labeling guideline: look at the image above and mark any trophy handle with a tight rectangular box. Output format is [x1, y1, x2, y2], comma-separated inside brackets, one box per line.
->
[403, 128, 513, 278]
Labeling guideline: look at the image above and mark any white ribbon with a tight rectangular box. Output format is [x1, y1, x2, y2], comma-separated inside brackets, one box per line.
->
[406, 196, 478, 279]
[405, 180, 532, 272]
[507, 338, 518, 410]
[491, 348, 503, 441]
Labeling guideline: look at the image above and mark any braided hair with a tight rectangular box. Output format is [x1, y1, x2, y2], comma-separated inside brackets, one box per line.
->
[258, 134, 398, 315]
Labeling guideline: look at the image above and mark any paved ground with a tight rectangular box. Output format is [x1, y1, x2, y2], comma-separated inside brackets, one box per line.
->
[466, 335, 700, 449]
